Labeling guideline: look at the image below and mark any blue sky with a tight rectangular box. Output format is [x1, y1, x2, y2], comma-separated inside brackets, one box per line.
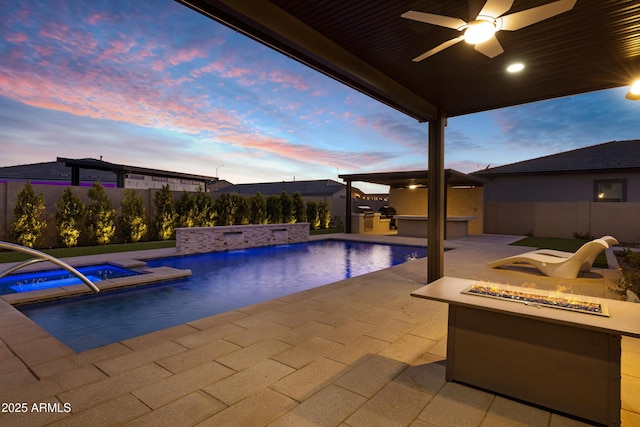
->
[1, 0, 639, 193]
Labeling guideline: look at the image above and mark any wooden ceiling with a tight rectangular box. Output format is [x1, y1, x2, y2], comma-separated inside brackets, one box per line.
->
[176, 0, 640, 122]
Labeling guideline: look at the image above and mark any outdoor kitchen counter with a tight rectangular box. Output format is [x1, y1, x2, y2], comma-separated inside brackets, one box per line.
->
[394, 215, 475, 238]
[411, 276, 640, 427]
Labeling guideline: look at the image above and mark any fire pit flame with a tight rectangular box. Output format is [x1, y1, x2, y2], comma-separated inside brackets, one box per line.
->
[463, 284, 609, 317]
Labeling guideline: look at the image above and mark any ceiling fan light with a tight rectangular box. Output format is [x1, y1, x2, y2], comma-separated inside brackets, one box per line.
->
[464, 20, 496, 45]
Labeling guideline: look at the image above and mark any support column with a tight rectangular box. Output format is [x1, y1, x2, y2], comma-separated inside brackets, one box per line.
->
[345, 180, 352, 233]
[428, 111, 446, 283]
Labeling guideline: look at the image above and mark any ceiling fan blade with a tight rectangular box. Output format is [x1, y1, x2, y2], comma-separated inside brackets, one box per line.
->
[477, 0, 514, 19]
[473, 35, 504, 58]
[412, 36, 465, 62]
[500, 0, 577, 31]
[401, 11, 467, 30]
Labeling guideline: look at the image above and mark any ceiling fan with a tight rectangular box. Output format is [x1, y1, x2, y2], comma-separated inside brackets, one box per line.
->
[401, 0, 577, 62]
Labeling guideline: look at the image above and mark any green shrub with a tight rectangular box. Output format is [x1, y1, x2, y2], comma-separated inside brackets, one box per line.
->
[154, 184, 177, 240]
[176, 191, 197, 228]
[86, 181, 116, 245]
[292, 191, 306, 223]
[610, 248, 640, 299]
[573, 231, 595, 240]
[11, 181, 47, 248]
[306, 201, 320, 230]
[318, 201, 331, 229]
[280, 191, 294, 223]
[232, 194, 249, 225]
[249, 192, 268, 224]
[55, 187, 85, 247]
[214, 193, 235, 226]
[120, 189, 147, 243]
[193, 190, 216, 227]
[266, 195, 283, 224]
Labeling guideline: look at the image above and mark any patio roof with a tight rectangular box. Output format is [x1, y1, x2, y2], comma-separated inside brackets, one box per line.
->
[175, 0, 640, 282]
[176, 0, 640, 122]
[339, 169, 485, 188]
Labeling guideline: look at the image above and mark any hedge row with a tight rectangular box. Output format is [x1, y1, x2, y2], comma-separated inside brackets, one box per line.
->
[10, 182, 331, 249]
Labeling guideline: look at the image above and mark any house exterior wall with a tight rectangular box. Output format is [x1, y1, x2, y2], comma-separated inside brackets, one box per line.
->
[481, 171, 640, 202]
[481, 170, 640, 242]
[389, 186, 483, 235]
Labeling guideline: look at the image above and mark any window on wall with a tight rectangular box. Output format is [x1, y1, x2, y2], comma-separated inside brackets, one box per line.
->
[594, 179, 626, 202]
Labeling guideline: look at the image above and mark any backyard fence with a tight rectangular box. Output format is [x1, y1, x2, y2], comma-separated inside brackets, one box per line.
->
[485, 201, 640, 243]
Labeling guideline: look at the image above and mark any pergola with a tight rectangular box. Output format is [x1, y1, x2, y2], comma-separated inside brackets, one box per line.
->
[176, 0, 640, 282]
[338, 169, 485, 234]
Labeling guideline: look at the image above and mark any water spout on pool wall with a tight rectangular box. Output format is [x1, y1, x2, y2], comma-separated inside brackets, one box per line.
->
[0, 241, 100, 293]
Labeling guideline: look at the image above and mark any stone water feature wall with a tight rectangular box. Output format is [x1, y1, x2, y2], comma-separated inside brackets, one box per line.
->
[176, 223, 310, 255]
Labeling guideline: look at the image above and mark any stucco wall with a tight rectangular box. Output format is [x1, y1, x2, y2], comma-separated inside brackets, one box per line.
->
[481, 171, 640, 202]
[389, 186, 483, 235]
[485, 201, 640, 242]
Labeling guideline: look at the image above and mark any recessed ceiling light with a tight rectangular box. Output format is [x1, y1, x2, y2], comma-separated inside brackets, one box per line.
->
[507, 63, 524, 73]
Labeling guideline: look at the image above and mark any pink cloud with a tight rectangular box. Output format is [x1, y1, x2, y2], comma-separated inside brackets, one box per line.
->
[167, 46, 207, 66]
[6, 32, 28, 43]
[268, 69, 308, 90]
[86, 12, 109, 26]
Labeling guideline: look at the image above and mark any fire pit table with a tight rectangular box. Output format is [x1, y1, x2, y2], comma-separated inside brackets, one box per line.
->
[411, 276, 640, 426]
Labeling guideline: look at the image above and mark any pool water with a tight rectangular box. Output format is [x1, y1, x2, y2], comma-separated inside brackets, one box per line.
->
[19, 240, 426, 352]
[0, 264, 140, 294]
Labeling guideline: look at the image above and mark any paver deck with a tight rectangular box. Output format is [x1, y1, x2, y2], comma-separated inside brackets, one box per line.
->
[0, 234, 638, 426]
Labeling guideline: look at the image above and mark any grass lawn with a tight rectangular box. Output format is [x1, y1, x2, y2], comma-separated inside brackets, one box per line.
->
[0, 227, 343, 264]
[0, 240, 176, 264]
[512, 236, 608, 268]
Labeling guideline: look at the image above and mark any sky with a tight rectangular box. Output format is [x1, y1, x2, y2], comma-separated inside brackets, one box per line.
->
[1, 0, 639, 194]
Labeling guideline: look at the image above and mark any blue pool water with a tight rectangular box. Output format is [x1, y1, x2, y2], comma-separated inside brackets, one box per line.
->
[19, 240, 426, 352]
[0, 264, 139, 294]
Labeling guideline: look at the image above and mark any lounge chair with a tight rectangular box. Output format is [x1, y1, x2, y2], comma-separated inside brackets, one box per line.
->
[528, 235, 618, 272]
[488, 238, 610, 279]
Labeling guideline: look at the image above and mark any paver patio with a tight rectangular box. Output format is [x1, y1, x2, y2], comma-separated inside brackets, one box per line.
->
[0, 234, 638, 426]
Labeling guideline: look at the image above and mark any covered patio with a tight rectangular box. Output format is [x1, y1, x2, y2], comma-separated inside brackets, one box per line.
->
[176, 0, 640, 283]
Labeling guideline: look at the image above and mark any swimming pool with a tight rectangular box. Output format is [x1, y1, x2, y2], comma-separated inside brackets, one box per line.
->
[19, 240, 426, 352]
[0, 264, 140, 294]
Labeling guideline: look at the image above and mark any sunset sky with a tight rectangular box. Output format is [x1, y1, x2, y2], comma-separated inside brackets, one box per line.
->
[1, 0, 639, 193]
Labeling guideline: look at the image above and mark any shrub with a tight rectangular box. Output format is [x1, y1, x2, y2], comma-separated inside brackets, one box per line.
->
[154, 184, 177, 240]
[176, 191, 197, 228]
[573, 231, 595, 240]
[120, 189, 147, 243]
[611, 248, 640, 299]
[55, 187, 85, 247]
[193, 190, 216, 227]
[317, 201, 331, 229]
[306, 201, 320, 230]
[86, 181, 116, 245]
[250, 192, 268, 224]
[214, 193, 236, 226]
[11, 181, 47, 248]
[292, 191, 306, 223]
[232, 194, 249, 225]
[266, 195, 283, 224]
[280, 191, 294, 223]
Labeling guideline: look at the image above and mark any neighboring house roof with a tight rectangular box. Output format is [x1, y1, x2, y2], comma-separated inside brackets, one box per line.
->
[0, 158, 217, 186]
[473, 140, 640, 176]
[217, 179, 359, 197]
[0, 160, 117, 184]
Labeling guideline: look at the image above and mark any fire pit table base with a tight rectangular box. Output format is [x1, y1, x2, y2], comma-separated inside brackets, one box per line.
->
[411, 277, 640, 427]
[448, 305, 619, 426]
